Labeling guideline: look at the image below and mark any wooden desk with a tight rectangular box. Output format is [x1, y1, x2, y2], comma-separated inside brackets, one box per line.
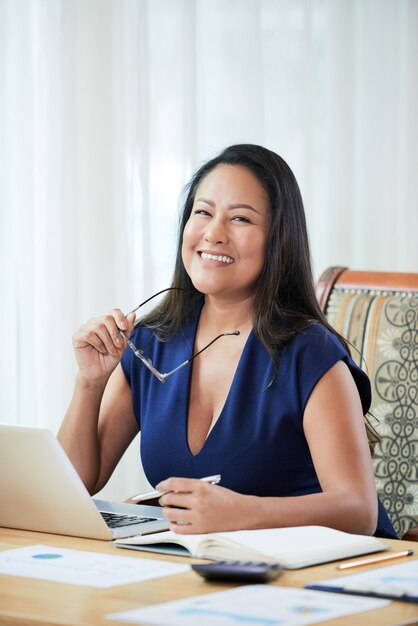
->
[1, 528, 417, 626]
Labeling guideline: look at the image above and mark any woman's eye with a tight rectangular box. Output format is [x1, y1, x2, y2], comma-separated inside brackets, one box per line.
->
[193, 209, 211, 216]
[231, 215, 251, 223]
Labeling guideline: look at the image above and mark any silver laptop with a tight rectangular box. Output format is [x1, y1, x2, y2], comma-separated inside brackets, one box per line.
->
[0, 424, 169, 540]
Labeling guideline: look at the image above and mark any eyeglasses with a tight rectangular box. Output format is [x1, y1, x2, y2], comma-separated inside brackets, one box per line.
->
[119, 288, 240, 383]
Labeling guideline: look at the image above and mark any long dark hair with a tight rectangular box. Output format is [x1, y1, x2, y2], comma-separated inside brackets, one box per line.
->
[141, 143, 349, 356]
[141, 144, 379, 447]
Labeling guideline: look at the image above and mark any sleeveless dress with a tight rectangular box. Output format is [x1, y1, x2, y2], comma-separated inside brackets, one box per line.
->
[121, 301, 397, 539]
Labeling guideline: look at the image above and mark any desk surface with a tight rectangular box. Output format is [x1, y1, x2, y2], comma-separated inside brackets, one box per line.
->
[1, 528, 417, 626]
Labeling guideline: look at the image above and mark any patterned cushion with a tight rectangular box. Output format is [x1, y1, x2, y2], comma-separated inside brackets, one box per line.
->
[326, 288, 418, 537]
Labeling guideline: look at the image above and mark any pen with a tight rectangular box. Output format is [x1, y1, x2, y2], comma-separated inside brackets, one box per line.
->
[337, 549, 414, 570]
[130, 474, 222, 502]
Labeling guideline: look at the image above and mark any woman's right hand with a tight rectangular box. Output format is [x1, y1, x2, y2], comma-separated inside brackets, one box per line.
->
[72, 309, 136, 384]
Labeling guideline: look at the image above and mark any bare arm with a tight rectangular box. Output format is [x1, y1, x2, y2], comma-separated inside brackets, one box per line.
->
[157, 361, 378, 535]
[58, 310, 138, 495]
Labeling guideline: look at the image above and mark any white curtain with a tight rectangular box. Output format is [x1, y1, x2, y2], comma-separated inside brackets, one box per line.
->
[1, 0, 417, 499]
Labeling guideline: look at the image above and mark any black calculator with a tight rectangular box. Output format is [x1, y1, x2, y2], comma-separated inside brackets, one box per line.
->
[191, 560, 282, 583]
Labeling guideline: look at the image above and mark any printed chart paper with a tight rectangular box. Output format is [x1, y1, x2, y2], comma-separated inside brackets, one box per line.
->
[0, 544, 189, 587]
[307, 559, 418, 600]
[107, 584, 389, 625]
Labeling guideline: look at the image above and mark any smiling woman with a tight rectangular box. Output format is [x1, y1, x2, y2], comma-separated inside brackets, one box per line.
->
[58, 144, 397, 541]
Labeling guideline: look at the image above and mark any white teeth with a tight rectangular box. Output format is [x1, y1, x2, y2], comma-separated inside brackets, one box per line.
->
[201, 252, 234, 264]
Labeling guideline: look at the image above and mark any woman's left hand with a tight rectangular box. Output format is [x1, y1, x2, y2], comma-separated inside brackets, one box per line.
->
[155, 477, 250, 534]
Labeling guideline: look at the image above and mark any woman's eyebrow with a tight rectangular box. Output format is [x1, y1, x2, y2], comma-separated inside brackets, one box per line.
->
[195, 197, 261, 214]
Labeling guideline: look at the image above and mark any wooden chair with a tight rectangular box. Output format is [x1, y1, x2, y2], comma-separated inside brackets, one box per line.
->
[316, 267, 418, 540]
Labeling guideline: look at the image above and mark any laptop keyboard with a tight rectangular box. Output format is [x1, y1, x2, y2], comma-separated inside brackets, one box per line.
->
[100, 511, 158, 529]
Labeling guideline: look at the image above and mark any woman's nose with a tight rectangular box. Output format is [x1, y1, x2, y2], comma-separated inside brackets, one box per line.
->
[203, 217, 228, 245]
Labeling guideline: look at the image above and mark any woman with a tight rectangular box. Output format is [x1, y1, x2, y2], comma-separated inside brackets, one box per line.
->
[58, 144, 397, 539]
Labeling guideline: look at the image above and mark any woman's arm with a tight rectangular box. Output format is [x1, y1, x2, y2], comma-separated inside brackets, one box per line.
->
[57, 310, 138, 495]
[157, 361, 378, 535]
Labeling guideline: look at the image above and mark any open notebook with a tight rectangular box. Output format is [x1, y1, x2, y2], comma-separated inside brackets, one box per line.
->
[114, 525, 387, 569]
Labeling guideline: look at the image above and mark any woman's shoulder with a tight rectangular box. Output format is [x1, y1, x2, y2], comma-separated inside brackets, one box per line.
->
[284, 322, 361, 376]
[286, 321, 347, 354]
[282, 322, 371, 414]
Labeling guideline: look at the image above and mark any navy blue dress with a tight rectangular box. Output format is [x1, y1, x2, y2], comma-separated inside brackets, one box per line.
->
[121, 301, 397, 539]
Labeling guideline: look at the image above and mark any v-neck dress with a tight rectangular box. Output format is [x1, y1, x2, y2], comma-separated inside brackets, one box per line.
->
[121, 301, 397, 539]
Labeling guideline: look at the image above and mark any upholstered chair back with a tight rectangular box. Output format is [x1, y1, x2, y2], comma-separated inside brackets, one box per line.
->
[316, 267, 418, 539]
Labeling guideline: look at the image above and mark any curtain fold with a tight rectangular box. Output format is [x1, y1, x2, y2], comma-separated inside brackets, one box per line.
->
[1, 0, 417, 498]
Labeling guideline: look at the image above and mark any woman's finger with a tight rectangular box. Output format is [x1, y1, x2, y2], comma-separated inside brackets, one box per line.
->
[75, 314, 126, 356]
[159, 492, 193, 508]
[111, 308, 130, 332]
[162, 506, 192, 525]
[90, 319, 123, 355]
[156, 476, 201, 494]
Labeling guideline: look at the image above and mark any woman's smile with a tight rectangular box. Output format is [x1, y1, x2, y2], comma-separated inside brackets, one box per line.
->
[198, 250, 235, 265]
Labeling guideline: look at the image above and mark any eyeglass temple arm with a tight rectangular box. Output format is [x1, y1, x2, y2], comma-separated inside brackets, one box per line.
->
[129, 287, 186, 316]
[160, 331, 240, 381]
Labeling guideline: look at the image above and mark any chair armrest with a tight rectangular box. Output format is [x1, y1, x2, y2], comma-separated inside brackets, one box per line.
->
[402, 526, 418, 542]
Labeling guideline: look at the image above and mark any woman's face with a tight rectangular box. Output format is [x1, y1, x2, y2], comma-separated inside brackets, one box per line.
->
[182, 164, 270, 302]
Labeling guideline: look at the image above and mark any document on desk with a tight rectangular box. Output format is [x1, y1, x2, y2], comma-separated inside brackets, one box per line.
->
[306, 559, 418, 602]
[0, 544, 189, 587]
[107, 584, 389, 626]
